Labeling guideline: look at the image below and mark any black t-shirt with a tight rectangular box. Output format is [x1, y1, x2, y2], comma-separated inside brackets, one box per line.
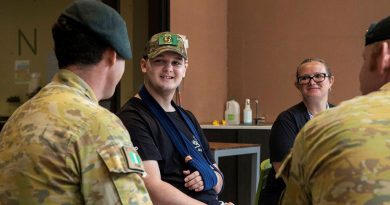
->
[260, 102, 334, 205]
[259, 102, 309, 205]
[117, 97, 219, 205]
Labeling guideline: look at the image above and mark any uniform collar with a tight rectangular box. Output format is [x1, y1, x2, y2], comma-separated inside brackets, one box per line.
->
[52, 69, 98, 103]
[380, 82, 390, 91]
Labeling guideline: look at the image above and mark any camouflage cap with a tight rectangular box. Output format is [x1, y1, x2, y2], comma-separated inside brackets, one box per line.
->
[144, 32, 188, 59]
[62, 0, 132, 59]
[365, 16, 390, 46]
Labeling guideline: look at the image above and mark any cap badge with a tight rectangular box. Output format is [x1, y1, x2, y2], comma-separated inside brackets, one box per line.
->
[159, 34, 178, 46]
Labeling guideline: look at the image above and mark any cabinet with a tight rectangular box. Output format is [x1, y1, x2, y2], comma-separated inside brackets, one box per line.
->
[0, 116, 9, 132]
[201, 124, 272, 205]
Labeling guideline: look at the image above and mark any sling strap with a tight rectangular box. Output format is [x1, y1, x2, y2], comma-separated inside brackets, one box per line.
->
[139, 85, 222, 190]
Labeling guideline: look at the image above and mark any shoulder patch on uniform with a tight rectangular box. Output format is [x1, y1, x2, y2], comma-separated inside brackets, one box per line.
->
[122, 146, 143, 170]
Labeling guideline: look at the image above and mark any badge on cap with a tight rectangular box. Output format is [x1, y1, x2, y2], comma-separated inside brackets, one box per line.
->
[159, 33, 178, 46]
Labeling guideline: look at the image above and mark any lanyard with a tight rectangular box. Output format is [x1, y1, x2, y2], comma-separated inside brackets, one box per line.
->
[307, 103, 329, 119]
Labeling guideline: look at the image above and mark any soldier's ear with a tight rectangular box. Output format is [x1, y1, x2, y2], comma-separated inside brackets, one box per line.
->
[376, 41, 390, 74]
[102, 48, 116, 68]
[381, 41, 390, 73]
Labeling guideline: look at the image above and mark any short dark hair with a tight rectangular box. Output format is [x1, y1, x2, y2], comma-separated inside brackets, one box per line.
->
[52, 15, 112, 68]
[296, 58, 332, 82]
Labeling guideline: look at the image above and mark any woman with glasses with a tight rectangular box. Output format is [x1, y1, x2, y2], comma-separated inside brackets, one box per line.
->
[259, 58, 335, 205]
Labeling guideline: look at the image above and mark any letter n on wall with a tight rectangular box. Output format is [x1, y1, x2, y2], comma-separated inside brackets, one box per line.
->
[18, 28, 37, 56]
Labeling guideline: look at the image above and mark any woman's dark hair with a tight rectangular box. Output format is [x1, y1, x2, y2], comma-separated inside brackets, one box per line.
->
[52, 15, 111, 68]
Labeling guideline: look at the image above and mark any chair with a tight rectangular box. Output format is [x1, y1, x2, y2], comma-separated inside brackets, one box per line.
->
[254, 158, 272, 205]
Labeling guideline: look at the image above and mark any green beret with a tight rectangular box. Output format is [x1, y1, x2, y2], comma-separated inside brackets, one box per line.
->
[365, 16, 390, 46]
[144, 32, 188, 59]
[62, 0, 132, 59]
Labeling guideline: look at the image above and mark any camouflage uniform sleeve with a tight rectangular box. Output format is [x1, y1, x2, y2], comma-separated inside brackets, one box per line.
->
[96, 143, 151, 205]
[280, 86, 390, 205]
[66, 112, 152, 205]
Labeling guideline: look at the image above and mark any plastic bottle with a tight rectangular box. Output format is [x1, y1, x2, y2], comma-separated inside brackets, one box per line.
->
[224, 99, 240, 125]
[243, 99, 252, 125]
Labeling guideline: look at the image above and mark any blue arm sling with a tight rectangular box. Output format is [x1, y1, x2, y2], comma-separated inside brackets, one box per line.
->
[139, 85, 223, 190]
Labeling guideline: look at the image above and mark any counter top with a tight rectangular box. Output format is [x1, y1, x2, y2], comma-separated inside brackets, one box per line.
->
[201, 123, 272, 130]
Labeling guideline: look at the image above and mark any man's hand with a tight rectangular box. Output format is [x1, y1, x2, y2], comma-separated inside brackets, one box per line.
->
[143, 160, 206, 205]
[183, 170, 204, 192]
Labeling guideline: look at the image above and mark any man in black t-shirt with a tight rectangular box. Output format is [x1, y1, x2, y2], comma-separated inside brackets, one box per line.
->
[117, 32, 232, 205]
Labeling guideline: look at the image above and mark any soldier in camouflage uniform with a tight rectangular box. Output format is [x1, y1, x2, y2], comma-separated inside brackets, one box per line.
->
[278, 16, 390, 205]
[0, 0, 151, 204]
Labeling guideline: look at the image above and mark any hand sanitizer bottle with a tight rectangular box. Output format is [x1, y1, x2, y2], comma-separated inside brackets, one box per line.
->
[243, 99, 252, 125]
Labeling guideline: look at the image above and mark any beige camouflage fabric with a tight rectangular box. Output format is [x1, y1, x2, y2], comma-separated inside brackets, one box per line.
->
[279, 82, 390, 205]
[0, 69, 152, 205]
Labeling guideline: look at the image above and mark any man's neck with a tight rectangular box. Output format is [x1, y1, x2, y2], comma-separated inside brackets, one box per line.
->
[143, 84, 176, 112]
[66, 65, 105, 101]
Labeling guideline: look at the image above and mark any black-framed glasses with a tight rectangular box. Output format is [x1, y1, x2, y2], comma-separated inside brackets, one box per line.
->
[297, 73, 330, 85]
